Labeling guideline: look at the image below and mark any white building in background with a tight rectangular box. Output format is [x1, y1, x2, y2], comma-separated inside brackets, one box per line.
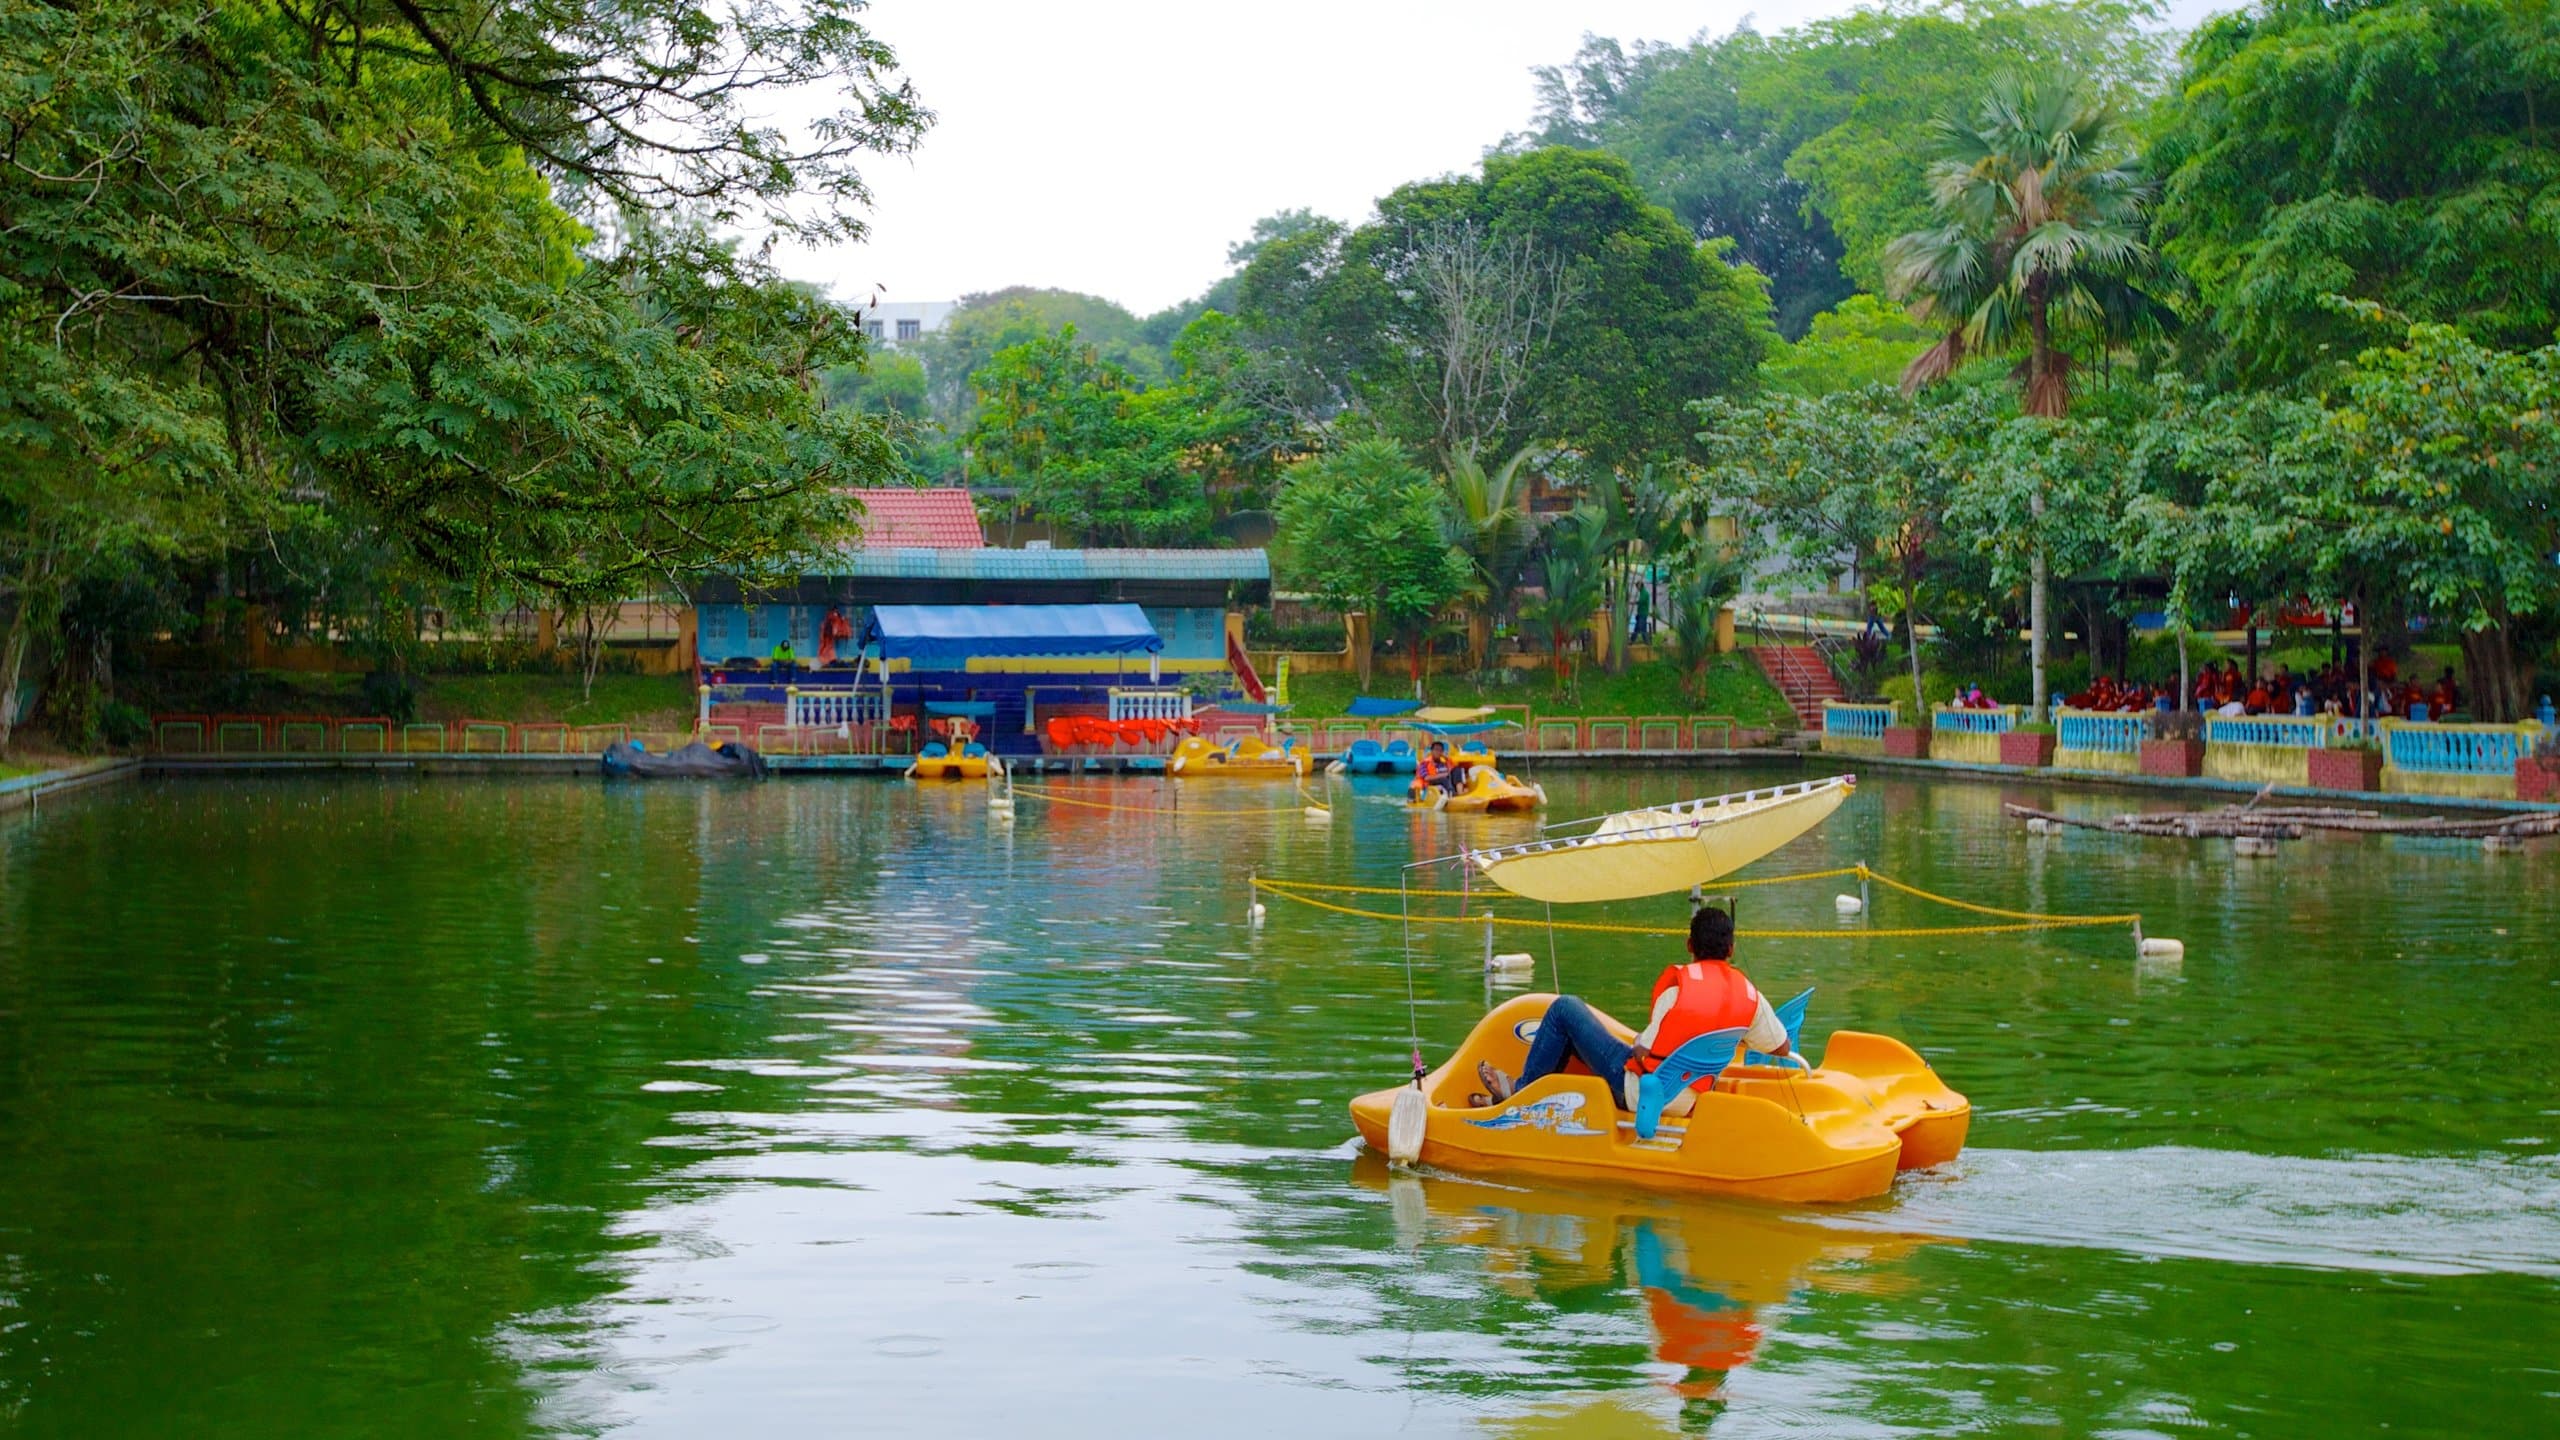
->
[862, 300, 957, 346]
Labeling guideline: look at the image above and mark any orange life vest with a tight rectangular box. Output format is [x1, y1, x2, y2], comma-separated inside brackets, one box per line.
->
[1636, 961, 1762, 1073]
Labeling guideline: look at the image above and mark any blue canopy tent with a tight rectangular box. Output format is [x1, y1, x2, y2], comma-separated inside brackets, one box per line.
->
[855, 604, 1169, 755]
[1346, 696, 1422, 718]
[860, 604, 1163, 666]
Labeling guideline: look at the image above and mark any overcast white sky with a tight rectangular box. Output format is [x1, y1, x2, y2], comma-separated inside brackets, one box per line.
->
[788, 1, 2219, 316]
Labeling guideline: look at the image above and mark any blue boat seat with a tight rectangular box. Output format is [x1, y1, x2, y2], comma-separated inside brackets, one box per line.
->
[917, 741, 949, 759]
[1383, 739, 1415, 760]
[1746, 986, 1814, 1067]
[1345, 738, 1383, 763]
[961, 742, 987, 758]
[1632, 1025, 1748, 1141]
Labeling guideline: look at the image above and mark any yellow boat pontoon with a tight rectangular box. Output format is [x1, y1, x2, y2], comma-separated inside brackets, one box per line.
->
[1349, 774, 1971, 1204]
[905, 740, 999, 780]
[1409, 755, 1547, 814]
[1168, 733, 1309, 778]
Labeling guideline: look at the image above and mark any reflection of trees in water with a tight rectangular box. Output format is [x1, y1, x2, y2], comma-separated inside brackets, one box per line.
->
[0, 779, 858, 1436]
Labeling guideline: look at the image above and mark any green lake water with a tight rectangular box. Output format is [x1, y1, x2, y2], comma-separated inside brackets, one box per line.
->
[2, 768, 2555, 1436]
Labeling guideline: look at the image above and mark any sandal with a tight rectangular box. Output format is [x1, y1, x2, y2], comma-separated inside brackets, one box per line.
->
[1477, 1061, 1515, 1103]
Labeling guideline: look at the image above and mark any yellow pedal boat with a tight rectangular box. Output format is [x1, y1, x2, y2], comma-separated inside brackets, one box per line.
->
[905, 742, 999, 780]
[1410, 756, 1546, 813]
[1169, 733, 1309, 778]
[1349, 992, 1969, 1204]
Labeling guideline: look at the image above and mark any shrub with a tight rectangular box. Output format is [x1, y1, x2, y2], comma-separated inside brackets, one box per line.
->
[361, 670, 419, 724]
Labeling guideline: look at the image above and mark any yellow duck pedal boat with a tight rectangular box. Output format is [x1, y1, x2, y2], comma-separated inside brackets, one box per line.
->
[1412, 763, 1546, 813]
[1168, 733, 1309, 778]
[906, 742, 998, 780]
[1349, 991, 1969, 1204]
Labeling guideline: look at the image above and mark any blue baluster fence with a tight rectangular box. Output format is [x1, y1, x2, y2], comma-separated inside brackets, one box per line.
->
[2055, 708, 2147, 773]
[1819, 701, 1896, 757]
[2203, 713, 2331, 785]
[2380, 719, 2544, 799]
[1930, 705, 2020, 764]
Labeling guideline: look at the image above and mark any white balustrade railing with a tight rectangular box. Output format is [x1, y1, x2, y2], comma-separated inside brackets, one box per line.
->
[1109, 688, 1194, 723]
[787, 688, 886, 729]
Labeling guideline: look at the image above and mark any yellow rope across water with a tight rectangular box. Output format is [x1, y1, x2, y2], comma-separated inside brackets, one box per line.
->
[1248, 864, 2139, 940]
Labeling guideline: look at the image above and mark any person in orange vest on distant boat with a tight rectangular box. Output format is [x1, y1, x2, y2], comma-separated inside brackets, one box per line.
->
[1471, 908, 1790, 1111]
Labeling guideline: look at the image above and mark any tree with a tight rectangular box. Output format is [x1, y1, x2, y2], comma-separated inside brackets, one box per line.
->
[2277, 322, 2560, 721]
[1528, 504, 1617, 693]
[0, 0, 922, 748]
[1440, 443, 1544, 670]
[1761, 296, 1937, 396]
[1270, 442, 1471, 688]
[1660, 547, 1747, 704]
[1515, 3, 2170, 329]
[1234, 149, 1773, 473]
[966, 327, 1212, 547]
[1887, 68, 2161, 716]
[2150, 0, 2560, 386]
[1692, 387, 1960, 711]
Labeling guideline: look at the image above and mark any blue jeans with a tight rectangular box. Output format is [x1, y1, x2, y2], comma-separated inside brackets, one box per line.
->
[1516, 995, 1636, 1105]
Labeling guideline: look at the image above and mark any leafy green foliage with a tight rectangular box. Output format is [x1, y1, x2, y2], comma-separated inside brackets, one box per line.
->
[0, 0, 920, 746]
[1519, 2, 2170, 331]
[1761, 296, 1938, 395]
[966, 326, 1217, 546]
[1270, 441, 1471, 673]
[1234, 149, 1772, 471]
[1887, 69, 2163, 415]
[2151, 0, 2560, 386]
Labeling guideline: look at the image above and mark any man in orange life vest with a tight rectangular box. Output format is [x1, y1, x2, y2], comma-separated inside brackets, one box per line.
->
[1473, 908, 1790, 1110]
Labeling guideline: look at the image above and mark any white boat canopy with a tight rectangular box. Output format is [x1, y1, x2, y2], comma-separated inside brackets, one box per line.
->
[1466, 776, 1855, 905]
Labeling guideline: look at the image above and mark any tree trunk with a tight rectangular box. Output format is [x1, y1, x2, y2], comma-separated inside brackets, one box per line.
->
[2176, 626, 2192, 714]
[1906, 580, 1926, 722]
[0, 548, 58, 751]
[2459, 624, 2524, 723]
[2029, 494, 2048, 720]
[2244, 605, 2259, 684]
[0, 605, 30, 751]
[2354, 586, 2372, 738]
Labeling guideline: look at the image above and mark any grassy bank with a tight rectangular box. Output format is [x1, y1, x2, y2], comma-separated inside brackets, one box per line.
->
[1281, 655, 1794, 728]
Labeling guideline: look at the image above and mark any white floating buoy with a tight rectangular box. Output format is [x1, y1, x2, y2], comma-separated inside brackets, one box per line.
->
[1835, 893, 1865, 915]
[1387, 1086, 1427, 1166]
[2483, 835, 2521, 854]
[1305, 805, 1333, 823]
[2026, 817, 2052, 835]
[2139, 937, 2185, 960]
[2232, 835, 2279, 858]
[1248, 901, 1266, 927]
[1486, 950, 1537, 973]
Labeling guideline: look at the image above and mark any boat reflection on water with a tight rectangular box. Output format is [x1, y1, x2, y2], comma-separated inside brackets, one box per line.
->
[1352, 1153, 1946, 1433]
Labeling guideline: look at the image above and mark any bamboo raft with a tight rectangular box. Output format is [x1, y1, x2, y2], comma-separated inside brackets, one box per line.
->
[2004, 798, 2560, 842]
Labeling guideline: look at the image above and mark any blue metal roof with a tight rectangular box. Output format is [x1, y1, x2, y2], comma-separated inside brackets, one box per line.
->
[822, 547, 1269, 583]
[861, 604, 1164, 666]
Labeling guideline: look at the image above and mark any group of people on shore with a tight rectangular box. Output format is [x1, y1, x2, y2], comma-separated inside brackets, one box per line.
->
[2185, 658, 2461, 721]
[1964, 655, 2464, 722]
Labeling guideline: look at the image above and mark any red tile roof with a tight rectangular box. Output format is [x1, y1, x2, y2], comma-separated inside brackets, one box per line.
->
[850, 488, 985, 549]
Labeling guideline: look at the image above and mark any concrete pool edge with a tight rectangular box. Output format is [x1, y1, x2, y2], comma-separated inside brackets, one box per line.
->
[6, 747, 2553, 819]
[0, 756, 143, 813]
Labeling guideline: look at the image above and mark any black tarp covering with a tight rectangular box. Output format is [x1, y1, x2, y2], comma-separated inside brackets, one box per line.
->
[600, 739, 767, 779]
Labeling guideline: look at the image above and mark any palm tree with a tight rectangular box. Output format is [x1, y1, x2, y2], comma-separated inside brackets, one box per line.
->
[1529, 503, 1613, 694]
[1440, 441, 1540, 672]
[1886, 69, 2158, 717]
[1661, 549, 1745, 705]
